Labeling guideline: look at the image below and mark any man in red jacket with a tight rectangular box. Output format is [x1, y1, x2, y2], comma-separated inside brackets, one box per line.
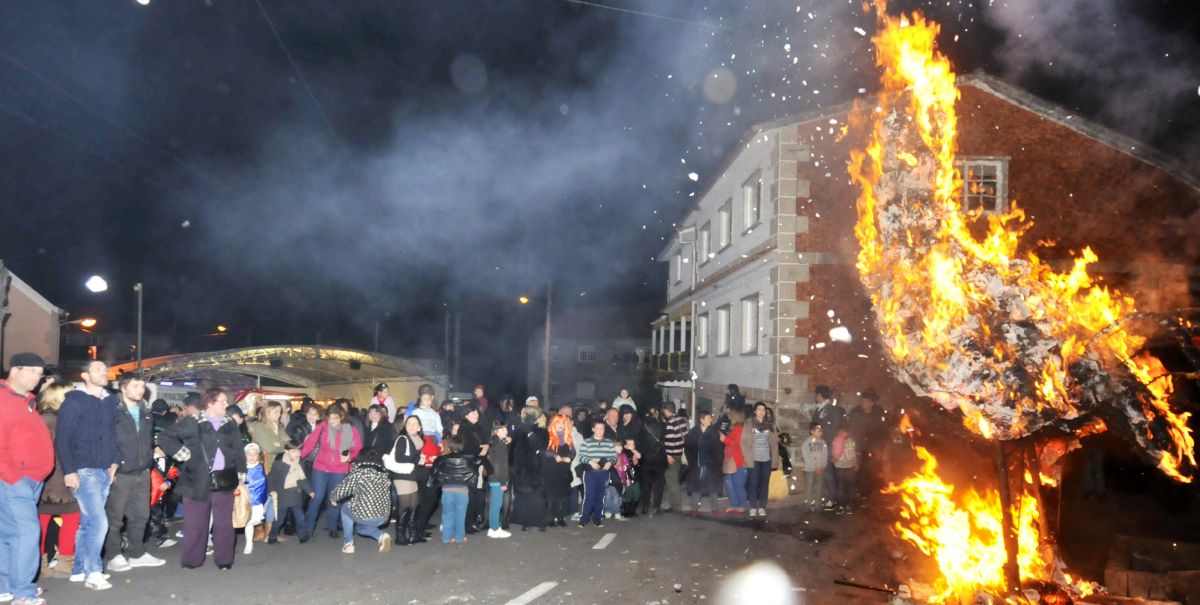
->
[0, 352, 54, 605]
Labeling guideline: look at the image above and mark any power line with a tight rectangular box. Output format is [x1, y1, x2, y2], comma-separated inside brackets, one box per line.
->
[0, 97, 196, 202]
[0, 47, 230, 194]
[253, 0, 338, 138]
[560, 0, 734, 31]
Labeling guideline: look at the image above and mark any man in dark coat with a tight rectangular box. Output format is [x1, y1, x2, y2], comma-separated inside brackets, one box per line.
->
[104, 373, 166, 572]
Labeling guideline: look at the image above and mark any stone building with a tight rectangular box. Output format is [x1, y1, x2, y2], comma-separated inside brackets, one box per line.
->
[653, 72, 1200, 451]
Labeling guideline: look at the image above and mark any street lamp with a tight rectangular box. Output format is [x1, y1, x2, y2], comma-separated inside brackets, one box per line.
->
[85, 276, 143, 371]
[518, 281, 553, 403]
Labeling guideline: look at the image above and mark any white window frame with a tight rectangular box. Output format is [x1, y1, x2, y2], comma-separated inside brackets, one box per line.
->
[740, 294, 759, 354]
[715, 305, 731, 356]
[577, 344, 597, 363]
[698, 222, 711, 265]
[696, 313, 710, 357]
[959, 157, 1009, 214]
[673, 252, 683, 284]
[718, 200, 732, 250]
[741, 172, 761, 233]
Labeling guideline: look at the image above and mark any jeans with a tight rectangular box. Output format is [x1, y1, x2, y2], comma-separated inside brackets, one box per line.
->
[487, 483, 504, 530]
[304, 470, 347, 536]
[804, 471, 824, 509]
[835, 467, 857, 507]
[639, 466, 665, 513]
[269, 506, 304, 541]
[440, 490, 468, 543]
[746, 461, 772, 509]
[723, 468, 748, 510]
[0, 478, 43, 600]
[105, 470, 151, 560]
[339, 508, 384, 545]
[71, 468, 111, 575]
[581, 470, 608, 525]
[689, 467, 720, 512]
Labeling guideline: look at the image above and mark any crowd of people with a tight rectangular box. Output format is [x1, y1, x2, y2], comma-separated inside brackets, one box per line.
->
[0, 351, 891, 605]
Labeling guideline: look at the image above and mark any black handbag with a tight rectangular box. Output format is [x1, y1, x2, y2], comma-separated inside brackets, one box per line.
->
[200, 436, 239, 493]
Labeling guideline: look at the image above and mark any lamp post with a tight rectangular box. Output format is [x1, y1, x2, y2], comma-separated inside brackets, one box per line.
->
[519, 281, 553, 403]
[86, 276, 143, 371]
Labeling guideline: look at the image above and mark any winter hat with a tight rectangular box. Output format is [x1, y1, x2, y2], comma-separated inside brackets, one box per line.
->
[8, 352, 46, 369]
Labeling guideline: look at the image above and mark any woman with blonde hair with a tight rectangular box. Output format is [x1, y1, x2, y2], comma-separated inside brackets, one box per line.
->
[250, 401, 287, 474]
[37, 382, 79, 578]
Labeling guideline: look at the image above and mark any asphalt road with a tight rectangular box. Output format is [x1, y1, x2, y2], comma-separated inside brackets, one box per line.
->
[38, 501, 899, 605]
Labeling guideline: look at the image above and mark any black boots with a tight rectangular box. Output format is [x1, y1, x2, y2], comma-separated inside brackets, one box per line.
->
[395, 508, 413, 546]
[407, 508, 427, 544]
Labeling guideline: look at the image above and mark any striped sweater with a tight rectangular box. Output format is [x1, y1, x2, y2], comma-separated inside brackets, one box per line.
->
[578, 437, 616, 466]
[664, 416, 687, 457]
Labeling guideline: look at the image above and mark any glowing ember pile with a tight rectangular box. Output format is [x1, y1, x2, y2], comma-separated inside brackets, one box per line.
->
[845, 3, 1197, 602]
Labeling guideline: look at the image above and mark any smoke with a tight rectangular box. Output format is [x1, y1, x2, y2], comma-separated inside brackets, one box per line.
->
[984, 0, 1200, 166]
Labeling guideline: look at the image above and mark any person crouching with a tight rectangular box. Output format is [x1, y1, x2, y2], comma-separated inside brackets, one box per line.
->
[329, 449, 393, 554]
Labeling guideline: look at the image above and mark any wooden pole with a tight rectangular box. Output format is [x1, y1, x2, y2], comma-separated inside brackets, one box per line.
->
[994, 442, 1021, 591]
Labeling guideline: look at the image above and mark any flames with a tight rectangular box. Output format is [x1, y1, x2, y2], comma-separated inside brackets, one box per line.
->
[847, 4, 1193, 477]
[847, 2, 1196, 600]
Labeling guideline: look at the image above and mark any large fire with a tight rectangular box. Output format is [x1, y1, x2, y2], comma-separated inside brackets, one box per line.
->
[847, 2, 1197, 601]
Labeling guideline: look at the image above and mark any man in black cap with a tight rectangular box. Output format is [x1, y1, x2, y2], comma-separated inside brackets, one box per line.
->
[1, 353, 54, 604]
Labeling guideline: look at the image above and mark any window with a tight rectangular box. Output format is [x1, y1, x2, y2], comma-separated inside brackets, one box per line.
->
[698, 222, 711, 264]
[740, 295, 759, 354]
[718, 200, 732, 250]
[715, 305, 730, 356]
[577, 345, 597, 362]
[576, 382, 596, 399]
[960, 158, 1008, 214]
[696, 313, 710, 357]
[742, 173, 761, 231]
[673, 252, 683, 284]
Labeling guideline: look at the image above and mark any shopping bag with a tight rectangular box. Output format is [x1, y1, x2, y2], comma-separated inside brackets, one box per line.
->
[767, 468, 790, 502]
[232, 485, 252, 528]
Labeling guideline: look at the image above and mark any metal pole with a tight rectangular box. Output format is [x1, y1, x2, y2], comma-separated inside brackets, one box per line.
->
[374, 320, 380, 352]
[135, 282, 144, 372]
[453, 313, 461, 390]
[0, 260, 9, 368]
[444, 310, 451, 379]
[542, 280, 552, 403]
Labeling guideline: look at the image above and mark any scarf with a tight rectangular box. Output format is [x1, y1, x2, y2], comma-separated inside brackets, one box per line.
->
[282, 451, 306, 489]
[325, 422, 353, 451]
[752, 415, 774, 432]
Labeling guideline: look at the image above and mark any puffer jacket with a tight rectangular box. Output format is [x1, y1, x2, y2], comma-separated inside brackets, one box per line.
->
[430, 452, 482, 488]
[331, 460, 391, 521]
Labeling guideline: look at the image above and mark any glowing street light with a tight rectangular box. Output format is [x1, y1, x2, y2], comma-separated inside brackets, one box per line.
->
[216, 325, 228, 333]
[85, 275, 108, 293]
[518, 296, 531, 305]
[79, 318, 97, 329]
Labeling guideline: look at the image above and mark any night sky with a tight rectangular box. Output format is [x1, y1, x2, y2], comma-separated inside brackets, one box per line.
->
[2, 0, 1197, 393]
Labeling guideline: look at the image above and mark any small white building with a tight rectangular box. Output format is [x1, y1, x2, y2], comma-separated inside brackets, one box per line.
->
[653, 121, 809, 420]
[1, 268, 63, 366]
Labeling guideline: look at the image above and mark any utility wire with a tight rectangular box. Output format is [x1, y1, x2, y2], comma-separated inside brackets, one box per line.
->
[0, 48, 230, 194]
[560, 0, 734, 31]
[0, 97, 195, 202]
[253, 0, 337, 138]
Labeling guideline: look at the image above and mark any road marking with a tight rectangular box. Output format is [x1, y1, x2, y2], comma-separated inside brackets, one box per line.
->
[504, 581, 559, 605]
[592, 532, 617, 550]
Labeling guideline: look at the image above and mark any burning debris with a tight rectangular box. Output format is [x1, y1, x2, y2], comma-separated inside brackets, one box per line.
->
[844, 3, 1197, 603]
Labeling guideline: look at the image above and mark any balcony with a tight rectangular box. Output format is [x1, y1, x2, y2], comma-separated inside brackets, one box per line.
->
[651, 352, 691, 383]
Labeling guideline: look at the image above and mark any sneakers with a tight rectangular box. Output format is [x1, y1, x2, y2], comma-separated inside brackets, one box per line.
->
[0, 593, 11, 603]
[70, 571, 111, 582]
[748, 508, 759, 517]
[157, 538, 178, 548]
[127, 553, 167, 568]
[342, 542, 356, 554]
[758, 508, 768, 517]
[107, 555, 132, 572]
[84, 571, 113, 591]
[378, 533, 392, 553]
[13, 598, 47, 605]
[487, 528, 512, 539]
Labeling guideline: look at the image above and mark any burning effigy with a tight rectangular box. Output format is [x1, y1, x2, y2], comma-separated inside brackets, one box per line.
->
[847, 3, 1197, 603]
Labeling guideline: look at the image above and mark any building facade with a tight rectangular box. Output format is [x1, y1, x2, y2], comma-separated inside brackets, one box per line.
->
[653, 73, 1200, 447]
[526, 307, 654, 408]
